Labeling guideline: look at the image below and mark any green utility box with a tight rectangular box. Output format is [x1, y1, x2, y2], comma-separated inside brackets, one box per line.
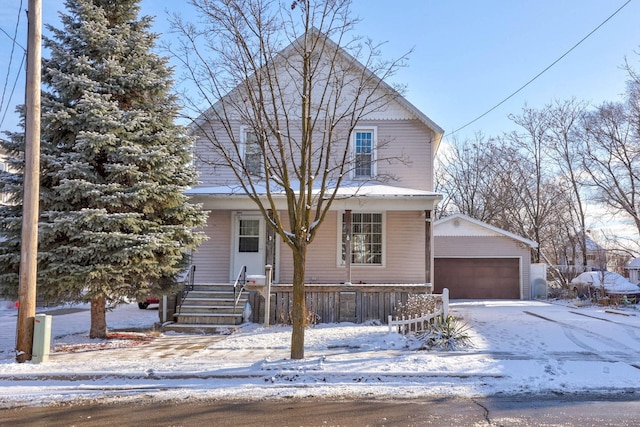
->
[32, 313, 52, 364]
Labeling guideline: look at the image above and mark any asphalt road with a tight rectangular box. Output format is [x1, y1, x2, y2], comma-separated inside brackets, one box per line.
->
[2, 395, 640, 426]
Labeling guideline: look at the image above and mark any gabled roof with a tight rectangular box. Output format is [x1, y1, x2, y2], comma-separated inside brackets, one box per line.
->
[291, 28, 443, 148]
[434, 213, 538, 248]
[197, 27, 444, 152]
[626, 258, 640, 270]
[564, 235, 604, 253]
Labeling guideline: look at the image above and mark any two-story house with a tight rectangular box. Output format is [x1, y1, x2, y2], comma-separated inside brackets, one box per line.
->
[166, 30, 444, 331]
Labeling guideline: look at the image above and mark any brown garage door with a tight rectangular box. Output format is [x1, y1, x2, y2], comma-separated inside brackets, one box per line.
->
[434, 258, 520, 299]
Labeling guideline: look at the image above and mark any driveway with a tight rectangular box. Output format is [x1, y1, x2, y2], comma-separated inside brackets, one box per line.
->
[451, 300, 640, 394]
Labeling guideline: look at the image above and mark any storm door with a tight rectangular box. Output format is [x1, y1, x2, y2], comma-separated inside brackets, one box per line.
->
[232, 213, 266, 279]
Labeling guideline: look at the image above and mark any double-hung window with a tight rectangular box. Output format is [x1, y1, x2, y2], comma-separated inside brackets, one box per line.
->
[238, 219, 260, 253]
[341, 212, 383, 265]
[352, 128, 376, 179]
[243, 129, 262, 177]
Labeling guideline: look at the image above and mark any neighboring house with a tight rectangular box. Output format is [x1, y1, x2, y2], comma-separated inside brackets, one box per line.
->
[176, 31, 444, 328]
[626, 258, 640, 284]
[433, 213, 538, 300]
[557, 235, 607, 274]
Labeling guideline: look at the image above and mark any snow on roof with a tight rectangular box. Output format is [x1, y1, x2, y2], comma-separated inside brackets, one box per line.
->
[186, 182, 442, 199]
[565, 235, 605, 252]
[626, 258, 640, 270]
[434, 213, 538, 248]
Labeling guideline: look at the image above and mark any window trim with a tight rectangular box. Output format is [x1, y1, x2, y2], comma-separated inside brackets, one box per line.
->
[351, 127, 377, 179]
[336, 211, 386, 267]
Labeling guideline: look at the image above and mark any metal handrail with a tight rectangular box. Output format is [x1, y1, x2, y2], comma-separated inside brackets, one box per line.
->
[177, 265, 196, 315]
[233, 265, 247, 308]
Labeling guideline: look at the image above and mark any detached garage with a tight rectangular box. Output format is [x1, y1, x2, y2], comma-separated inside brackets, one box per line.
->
[433, 214, 538, 300]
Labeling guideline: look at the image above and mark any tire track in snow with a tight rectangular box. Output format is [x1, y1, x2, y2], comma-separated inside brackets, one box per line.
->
[569, 310, 640, 345]
[523, 310, 639, 365]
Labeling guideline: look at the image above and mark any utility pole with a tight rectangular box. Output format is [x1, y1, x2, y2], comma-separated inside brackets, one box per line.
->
[16, 0, 42, 363]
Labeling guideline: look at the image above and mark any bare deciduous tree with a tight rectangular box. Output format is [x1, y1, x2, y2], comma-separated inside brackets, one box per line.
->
[170, 0, 411, 359]
[435, 134, 511, 222]
[582, 98, 640, 235]
[497, 107, 562, 263]
[544, 99, 590, 282]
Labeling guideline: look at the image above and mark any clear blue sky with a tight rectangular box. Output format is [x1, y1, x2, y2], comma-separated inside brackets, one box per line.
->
[1, 0, 639, 144]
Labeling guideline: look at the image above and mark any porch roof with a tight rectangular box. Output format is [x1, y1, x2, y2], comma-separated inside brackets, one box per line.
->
[185, 182, 442, 210]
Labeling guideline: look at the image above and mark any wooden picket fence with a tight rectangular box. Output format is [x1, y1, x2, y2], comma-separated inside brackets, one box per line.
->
[388, 288, 449, 335]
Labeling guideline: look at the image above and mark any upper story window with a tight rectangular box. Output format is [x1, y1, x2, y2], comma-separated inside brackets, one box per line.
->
[352, 128, 376, 179]
[242, 128, 262, 177]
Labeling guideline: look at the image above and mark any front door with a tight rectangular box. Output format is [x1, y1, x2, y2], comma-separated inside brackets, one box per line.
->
[232, 213, 266, 279]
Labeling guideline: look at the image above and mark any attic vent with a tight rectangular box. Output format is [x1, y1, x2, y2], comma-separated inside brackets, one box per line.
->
[453, 219, 460, 227]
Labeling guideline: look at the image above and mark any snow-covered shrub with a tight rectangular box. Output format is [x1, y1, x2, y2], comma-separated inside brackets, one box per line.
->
[395, 293, 440, 318]
[416, 315, 472, 351]
[277, 305, 319, 326]
[393, 293, 442, 332]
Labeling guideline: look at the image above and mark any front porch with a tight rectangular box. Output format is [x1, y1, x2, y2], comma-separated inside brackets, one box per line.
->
[246, 283, 431, 325]
[160, 282, 431, 333]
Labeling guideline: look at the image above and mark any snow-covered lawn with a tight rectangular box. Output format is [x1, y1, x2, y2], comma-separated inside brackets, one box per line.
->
[1, 298, 640, 407]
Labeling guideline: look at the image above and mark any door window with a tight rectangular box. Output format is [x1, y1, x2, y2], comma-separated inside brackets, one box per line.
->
[239, 219, 260, 252]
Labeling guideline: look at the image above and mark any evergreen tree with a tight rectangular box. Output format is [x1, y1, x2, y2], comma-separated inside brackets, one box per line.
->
[0, 0, 206, 338]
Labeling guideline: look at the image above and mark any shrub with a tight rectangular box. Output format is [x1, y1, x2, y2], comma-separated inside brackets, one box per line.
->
[277, 305, 319, 326]
[396, 294, 440, 318]
[416, 315, 472, 351]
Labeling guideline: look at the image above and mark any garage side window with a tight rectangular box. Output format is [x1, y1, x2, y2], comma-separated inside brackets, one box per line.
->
[341, 212, 383, 265]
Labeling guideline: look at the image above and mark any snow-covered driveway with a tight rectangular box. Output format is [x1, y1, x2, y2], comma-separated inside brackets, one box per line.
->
[1, 299, 640, 406]
[454, 300, 640, 393]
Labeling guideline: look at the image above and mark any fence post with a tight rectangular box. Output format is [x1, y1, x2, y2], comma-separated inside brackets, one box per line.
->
[388, 315, 393, 333]
[264, 264, 272, 327]
[442, 288, 449, 318]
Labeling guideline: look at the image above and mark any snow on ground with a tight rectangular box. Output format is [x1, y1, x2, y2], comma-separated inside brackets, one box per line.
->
[1, 298, 640, 407]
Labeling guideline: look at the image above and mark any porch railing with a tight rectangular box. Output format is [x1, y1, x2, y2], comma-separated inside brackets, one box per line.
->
[233, 265, 247, 308]
[177, 265, 196, 315]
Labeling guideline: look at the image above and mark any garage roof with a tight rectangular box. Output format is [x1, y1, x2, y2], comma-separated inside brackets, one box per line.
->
[434, 213, 538, 248]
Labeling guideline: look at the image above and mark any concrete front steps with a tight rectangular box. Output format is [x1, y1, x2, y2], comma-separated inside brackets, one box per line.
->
[163, 284, 249, 334]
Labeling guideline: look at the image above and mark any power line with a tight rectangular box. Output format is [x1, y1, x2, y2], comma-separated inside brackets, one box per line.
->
[0, 53, 26, 129]
[0, 0, 26, 128]
[0, 26, 27, 52]
[445, 0, 632, 140]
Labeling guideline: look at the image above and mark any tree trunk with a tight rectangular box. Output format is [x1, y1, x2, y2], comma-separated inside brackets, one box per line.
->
[290, 246, 306, 360]
[89, 295, 108, 339]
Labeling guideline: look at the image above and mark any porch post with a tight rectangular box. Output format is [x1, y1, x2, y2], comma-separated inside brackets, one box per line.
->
[344, 210, 352, 285]
[266, 210, 276, 278]
[425, 209, 433, 290]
